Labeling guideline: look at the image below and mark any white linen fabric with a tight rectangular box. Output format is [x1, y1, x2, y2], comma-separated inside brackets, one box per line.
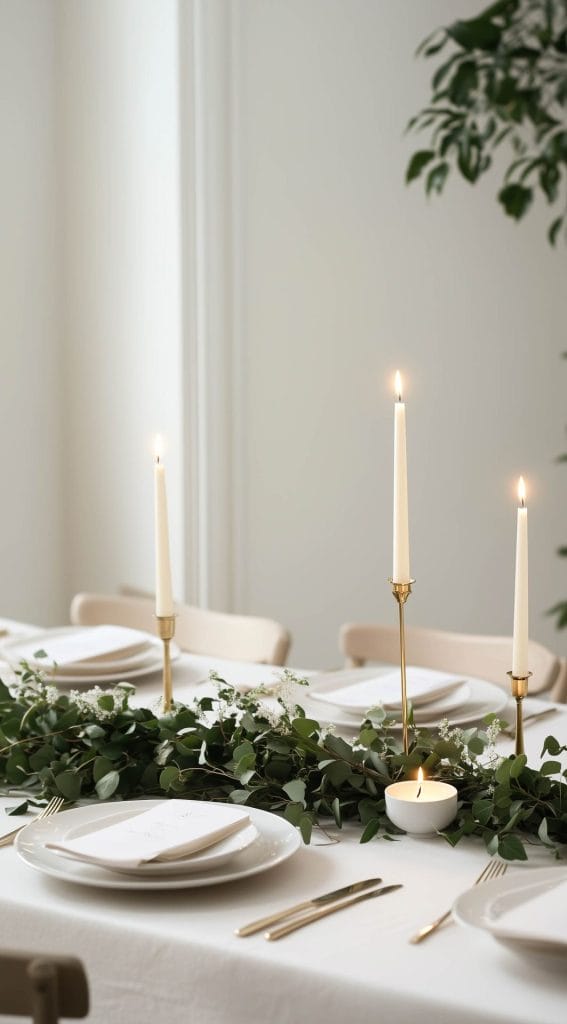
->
[0, 636, 566, 1024]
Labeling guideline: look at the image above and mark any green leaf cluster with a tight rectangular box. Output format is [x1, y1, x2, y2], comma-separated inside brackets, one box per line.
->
[407, 0, 567, 243]
[1, 665, 566, 862]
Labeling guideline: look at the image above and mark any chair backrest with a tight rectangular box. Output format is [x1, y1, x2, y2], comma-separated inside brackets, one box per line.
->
[0, 951, 88, 1024]
[70, 592, 291, 666]
[339, 622, 563, 696]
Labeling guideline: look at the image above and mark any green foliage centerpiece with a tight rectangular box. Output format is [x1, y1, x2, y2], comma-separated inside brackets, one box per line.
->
[0, 663, 566, 862]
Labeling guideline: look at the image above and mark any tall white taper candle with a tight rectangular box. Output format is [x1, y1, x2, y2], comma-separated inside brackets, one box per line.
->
[512, 476, 529, 678]
[154, 436, 174, 617]
[393, 371, 411, 584]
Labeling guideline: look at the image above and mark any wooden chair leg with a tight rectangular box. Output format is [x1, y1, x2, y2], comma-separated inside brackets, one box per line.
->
[28, 959, 58, 1024]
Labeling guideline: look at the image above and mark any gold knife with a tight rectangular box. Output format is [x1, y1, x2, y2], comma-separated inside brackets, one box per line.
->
[235, 878, 382, 937]
[265, 883, 403, 941]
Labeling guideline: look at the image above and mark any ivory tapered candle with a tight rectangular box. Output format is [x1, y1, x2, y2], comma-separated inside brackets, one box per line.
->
[154, 436, 174, 618]
[393, 371, 410, 583]
[512, 476, 529, 678]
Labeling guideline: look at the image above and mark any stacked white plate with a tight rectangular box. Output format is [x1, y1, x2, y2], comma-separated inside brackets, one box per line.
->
[1, 625, 180, 686]
[302, 666, 508, 731]
[15, 800, 301, 891]
[453, 866, 567, 957]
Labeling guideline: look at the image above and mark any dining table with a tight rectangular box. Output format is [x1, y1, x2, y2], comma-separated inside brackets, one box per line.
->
[0, 617, 566, 1024]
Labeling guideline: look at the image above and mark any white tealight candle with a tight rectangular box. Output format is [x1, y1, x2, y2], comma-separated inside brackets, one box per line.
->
[385, 768, 457, 834]
[393, 370, 411, 584]
[153, 435, 174, 618]
[512, 476, 529, 678]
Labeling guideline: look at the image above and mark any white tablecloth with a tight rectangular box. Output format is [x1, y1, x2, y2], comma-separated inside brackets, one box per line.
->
[0, 626, 566, 1024]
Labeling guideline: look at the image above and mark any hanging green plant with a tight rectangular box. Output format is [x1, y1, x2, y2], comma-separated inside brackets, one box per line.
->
[406, 0, 567, 243]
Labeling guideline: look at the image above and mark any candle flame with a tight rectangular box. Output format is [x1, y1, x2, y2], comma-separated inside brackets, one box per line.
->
[394, 370, 403, 402]
[153, 434, 164, 464]
[417, 767, 424, 784]
[518, 475, 526, 507]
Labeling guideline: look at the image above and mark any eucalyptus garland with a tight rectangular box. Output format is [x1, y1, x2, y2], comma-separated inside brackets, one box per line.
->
[0, 663, 566, 861]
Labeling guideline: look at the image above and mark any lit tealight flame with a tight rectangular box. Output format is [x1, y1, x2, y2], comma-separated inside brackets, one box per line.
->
[394, 370, 403, 402]
[518, 475, 526, 508]
[153, 434, 164, 464]
[416, 766, 424, 799]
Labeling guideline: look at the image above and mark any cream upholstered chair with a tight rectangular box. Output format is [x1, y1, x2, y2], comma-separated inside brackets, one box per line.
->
[70, 592, 291, 666]
[0, 951, 88, 1024]
[339, 623, 567, 702]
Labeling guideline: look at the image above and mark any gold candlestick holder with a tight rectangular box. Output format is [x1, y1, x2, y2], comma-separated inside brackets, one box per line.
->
[506, 670, 532, 756]
[389, 578, 415, 756]
[156, 614, 176, 712]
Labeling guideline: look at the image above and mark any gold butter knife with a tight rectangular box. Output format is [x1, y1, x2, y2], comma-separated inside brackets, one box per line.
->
[235, 877, 382, 937]
[265, 883, 403, 941]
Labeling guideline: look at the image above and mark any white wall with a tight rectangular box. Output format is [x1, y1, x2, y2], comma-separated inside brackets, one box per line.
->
[0, 0, 65, 625]
[0, 0, 565, 672]
[230, 0, 567, 666]
[56, 0, 185, 610]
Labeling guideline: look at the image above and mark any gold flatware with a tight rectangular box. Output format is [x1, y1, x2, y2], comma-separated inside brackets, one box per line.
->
[0, 796, 65, 848]
[409, 858, 508, 944]
[265, 883, 403, 941]
[235, 877, 382, 937]
[501, 706, 558, 736]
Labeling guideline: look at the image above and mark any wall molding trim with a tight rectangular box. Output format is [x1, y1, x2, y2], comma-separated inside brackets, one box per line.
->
[179, 0, 242, 612]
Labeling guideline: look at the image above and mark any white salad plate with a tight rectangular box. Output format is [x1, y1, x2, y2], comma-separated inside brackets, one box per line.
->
[15, 801, 301, 890]
[453, 866, 567, 955]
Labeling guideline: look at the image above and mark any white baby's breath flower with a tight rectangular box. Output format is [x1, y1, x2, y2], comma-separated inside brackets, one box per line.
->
[68, 685, 130, 722]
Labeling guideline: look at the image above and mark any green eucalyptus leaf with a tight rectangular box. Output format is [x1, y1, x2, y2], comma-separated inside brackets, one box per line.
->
[509, 754, 527, 778]
[299, 814, 313, 844]
[95, 770, 120, 800]
[283, 779, 306, 805]
[54, 770, 81, 802]
[360, 818, 381, 843]
[498, 834, 528, 861]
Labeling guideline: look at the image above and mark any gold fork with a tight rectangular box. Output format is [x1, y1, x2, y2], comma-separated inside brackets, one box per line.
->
[0, 796, 65, 848]
[409, 858, 508, 944]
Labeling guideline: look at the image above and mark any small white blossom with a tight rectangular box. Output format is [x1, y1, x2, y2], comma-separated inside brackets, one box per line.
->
[68, 685, 128, 722]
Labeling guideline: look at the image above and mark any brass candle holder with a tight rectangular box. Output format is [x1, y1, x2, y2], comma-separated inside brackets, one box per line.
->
[389, 578, 415, 755]
[156, 614, 176, 712]
[506, 670, 532, 756]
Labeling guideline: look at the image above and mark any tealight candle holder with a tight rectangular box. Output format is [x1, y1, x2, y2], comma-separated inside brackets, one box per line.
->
[385, 770, 457, 835]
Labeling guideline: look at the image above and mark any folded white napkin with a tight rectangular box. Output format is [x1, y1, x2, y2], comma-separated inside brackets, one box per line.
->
[311, 667, 465, 711]
[46, 801, 250, 869]
[15, 626, 152, 668]
[491, 877, 567, 946]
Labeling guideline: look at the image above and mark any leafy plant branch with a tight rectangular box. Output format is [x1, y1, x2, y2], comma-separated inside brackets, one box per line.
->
[407, 0, 567, 243]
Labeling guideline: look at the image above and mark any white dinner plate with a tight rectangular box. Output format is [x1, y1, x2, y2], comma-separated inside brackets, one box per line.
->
[15, 801, 301, 890]
[302, 674, 507, 730]
[54, 807, 260, 876]
[453, 866, 567, 955]
[1, 628, 180, 685]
